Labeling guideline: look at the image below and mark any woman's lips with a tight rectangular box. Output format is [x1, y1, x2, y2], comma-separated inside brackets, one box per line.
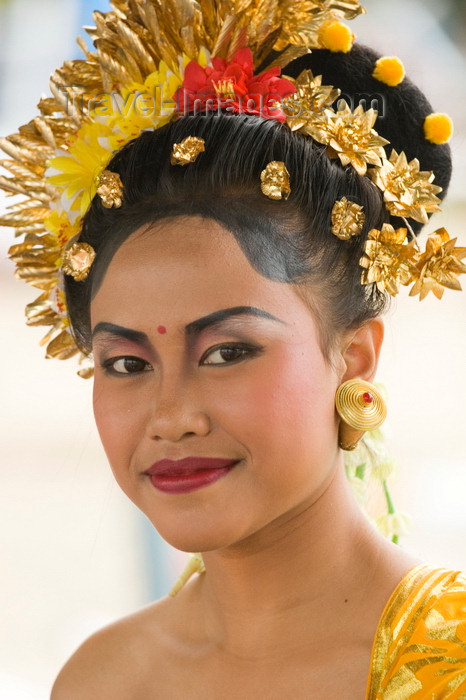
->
[144, 457, 239, 494]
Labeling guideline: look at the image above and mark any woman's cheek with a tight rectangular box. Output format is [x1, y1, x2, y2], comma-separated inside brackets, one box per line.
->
[93, 378, 139, 471]
[210, 344, 334, 449]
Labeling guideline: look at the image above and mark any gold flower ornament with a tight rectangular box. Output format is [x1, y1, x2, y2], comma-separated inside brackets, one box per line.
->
[261, 161, 291, 200]
[360, 224, 418, 296]
[369, 150, 442, 225]
[409, 228, 466, 300]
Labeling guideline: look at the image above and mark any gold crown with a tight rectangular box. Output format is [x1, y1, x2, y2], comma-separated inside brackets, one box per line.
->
[0, 0, 463, 378]
[0, 0, 366, 368]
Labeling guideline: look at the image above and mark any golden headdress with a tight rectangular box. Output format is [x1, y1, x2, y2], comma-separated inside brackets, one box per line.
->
[0, 0, 463, 376]
[0, 0, 368, 369]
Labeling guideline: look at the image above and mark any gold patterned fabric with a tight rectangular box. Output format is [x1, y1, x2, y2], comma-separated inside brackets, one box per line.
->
[366, 565, 466, 699]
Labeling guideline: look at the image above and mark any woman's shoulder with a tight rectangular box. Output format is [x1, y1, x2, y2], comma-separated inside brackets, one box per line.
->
[367, 565, 466, 699]
[50, 596, 178, 700]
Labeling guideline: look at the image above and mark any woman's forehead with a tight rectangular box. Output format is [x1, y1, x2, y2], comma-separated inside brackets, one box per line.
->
[97, 216, 258, 288]
[90, 217, 317, 340]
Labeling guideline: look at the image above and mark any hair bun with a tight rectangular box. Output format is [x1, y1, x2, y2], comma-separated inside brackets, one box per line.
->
[284, 44, 452, 234]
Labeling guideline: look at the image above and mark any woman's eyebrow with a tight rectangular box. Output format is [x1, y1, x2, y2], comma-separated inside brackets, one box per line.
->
[92, 322, 150, 345]
[91, 307, 286, 344]
[184, 306, 287, 335]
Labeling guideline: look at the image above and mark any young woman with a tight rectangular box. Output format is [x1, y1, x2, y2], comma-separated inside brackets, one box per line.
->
[1, 1, 465, 697]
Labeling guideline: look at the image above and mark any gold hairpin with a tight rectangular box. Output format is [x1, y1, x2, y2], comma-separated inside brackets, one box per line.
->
[62, 243, 96, 281]
[260, 161, 291, 201]
[96, 170, 124, 208]
[171, 136, 206, 165]
[332, 197, 365, 239]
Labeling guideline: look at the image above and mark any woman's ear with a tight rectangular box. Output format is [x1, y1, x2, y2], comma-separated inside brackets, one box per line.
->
[339, 318, 384, 384]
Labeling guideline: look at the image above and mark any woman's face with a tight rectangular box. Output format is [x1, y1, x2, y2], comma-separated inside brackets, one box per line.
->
[91, 217, 344, 552]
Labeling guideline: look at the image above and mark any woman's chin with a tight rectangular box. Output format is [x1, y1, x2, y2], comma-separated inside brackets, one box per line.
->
[149, 520, 251, 555]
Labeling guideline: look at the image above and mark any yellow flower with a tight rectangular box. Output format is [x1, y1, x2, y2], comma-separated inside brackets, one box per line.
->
[44, 209, 82, 253]
[409, 228, 466, 300]
[106, 62, 182, 149]
[105, 51, 210, 151]
[50, 286, 68, 317]
[46, 122, 114, 214]
[46, 51, 211, 218]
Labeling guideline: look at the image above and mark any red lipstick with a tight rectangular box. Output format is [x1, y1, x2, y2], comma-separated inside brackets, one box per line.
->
[144, 457, 239, 494]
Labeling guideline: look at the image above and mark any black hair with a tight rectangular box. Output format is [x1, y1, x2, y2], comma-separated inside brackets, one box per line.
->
[64, 44, 452, 361]
[285, 44, 452, 232]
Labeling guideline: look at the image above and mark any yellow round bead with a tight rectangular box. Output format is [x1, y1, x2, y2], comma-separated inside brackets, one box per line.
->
[319, 21, 354, 53]
[372, 56, 405, 86]
[424, 113, 454, 144]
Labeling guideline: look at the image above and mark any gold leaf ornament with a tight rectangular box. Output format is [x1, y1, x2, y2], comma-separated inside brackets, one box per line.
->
[45, 329, 81, 360]
[171, 136, 206, 165]
[260, 161, 291, 200]
[409, 228, 466, 300]
[331, 197, 365, 239]
[299, 104, 389, 176]
[326, 105, 389, 176]
[275, 0, 365, 54]
[283, 69, 341, 131]
[369, 150, 442, 225]
[360, 224, 419, 296]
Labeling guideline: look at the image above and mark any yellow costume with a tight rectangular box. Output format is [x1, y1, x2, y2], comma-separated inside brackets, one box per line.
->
[367, 565, 466, 699]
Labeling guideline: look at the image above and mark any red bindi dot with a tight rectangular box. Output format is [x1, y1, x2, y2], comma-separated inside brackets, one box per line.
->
[362, 392, 373, 404]
[157, 325, 167, 334]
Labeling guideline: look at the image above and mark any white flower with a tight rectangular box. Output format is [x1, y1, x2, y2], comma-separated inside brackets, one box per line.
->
[376, 512, 411, 539]
[349, 477, 369, 507]
[344, 444, 368, 471]
[371, 457, 397, 483]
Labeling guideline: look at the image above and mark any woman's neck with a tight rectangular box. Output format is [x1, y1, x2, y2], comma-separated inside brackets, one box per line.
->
[188, 465, 399, 658]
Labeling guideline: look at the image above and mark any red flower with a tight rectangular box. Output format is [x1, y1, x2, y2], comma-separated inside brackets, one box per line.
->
[174, 48, 296, 122]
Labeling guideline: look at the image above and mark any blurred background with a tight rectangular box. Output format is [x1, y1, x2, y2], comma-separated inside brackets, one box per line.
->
[0, 0, 465, 697]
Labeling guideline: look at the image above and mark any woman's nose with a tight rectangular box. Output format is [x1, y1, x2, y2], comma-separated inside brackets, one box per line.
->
[145, 374, 212, 442]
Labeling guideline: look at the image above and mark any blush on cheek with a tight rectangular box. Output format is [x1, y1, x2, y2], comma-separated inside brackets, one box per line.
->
[258, 350, 336, 439]
[93, 383, 131, 464]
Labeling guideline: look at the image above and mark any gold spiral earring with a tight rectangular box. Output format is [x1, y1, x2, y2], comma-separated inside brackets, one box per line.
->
[335, 379, 387, 451]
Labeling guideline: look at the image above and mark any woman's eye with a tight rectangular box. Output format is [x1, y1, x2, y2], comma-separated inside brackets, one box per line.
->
[103, 356, 152, 375]
[201, 344, 261, 366]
